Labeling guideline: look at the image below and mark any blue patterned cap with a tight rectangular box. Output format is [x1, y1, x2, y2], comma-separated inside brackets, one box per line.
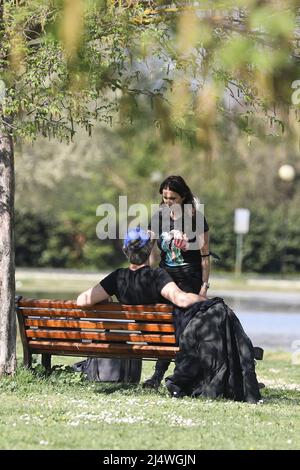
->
[124, 227, 150, 249]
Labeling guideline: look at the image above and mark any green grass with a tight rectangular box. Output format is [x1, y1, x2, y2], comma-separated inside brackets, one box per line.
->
[0, 351, 299, 450]
[11, 274, 300, 449]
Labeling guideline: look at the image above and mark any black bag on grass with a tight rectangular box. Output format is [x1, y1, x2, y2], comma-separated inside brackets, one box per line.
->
[73, 357, 142, 383]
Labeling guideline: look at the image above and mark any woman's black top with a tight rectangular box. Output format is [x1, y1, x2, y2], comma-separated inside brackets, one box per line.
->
[149, 207, 209, 292]
[100, 266, 173, 304]
[149, 208, 209, 269]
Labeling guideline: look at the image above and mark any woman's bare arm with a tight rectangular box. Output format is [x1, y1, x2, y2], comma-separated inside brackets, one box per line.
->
[199, 231, 210, 296]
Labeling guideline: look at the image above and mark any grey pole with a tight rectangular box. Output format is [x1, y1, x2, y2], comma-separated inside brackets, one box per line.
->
[235, 233, 243, 275]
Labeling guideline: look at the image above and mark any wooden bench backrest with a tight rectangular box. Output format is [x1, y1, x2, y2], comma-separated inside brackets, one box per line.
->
[16, 298, 179, 361]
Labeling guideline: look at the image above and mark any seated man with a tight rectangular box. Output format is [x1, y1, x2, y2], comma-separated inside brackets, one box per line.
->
[77, 227, 205, 309]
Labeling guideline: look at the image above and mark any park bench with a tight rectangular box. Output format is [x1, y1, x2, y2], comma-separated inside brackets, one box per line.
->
[16, 297, 264, 372]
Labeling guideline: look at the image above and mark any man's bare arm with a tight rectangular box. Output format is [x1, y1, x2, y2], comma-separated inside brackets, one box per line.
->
[77, 284, 110, 307]
[161, 282, 206, 308]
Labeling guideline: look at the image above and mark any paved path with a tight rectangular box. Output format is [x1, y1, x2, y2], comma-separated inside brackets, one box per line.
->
[211, 289, 300, 304]
[16, 268, 300, 295]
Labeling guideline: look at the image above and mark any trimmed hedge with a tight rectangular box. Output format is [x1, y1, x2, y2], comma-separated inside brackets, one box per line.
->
[15, 204, 300, 273]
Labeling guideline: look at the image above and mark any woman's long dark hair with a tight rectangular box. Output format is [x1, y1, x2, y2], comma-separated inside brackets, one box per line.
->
[159, 175, 196, 214]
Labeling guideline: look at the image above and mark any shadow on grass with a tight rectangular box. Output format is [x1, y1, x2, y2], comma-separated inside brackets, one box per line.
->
[93, 383, 169, 397]
[262, 388, 300, 405]
[95, 383, 300, 404]
[94, 383, 140, 394]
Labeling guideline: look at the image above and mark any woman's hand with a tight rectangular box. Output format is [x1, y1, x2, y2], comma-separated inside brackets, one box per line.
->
[172, 230, 189, 251]
[199, 285, 208, 297]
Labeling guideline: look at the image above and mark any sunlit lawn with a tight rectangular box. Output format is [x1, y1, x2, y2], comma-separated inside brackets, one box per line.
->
[0, 350, 299, 450]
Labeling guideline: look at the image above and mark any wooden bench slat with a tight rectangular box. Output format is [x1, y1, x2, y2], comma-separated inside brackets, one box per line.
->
[18, 299, 172, 312]
[19, 299, 78, 309]
[24, 318, 175, 333]
[26, 329, 176, 344]
[26, 349, 176, 360]
[19, 308, 173, 322]
[28, 340, 178, 358]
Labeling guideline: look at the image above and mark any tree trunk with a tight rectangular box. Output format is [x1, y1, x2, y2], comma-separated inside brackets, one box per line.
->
[0, 128, 16, 375]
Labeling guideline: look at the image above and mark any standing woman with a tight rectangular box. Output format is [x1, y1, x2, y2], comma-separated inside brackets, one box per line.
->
[143, 175, 211, 388]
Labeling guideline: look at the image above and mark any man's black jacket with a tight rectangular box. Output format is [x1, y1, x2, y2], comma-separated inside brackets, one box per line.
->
[167, 298, 261, 403]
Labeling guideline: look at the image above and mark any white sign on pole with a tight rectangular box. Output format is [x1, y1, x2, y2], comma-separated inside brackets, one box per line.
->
[234, 208, 250, 234]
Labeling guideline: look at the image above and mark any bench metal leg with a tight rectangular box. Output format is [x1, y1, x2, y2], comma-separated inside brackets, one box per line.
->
[42, 353, 52, 372]
[253, 347, 264, 360]
[24, 351, 32, 369]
